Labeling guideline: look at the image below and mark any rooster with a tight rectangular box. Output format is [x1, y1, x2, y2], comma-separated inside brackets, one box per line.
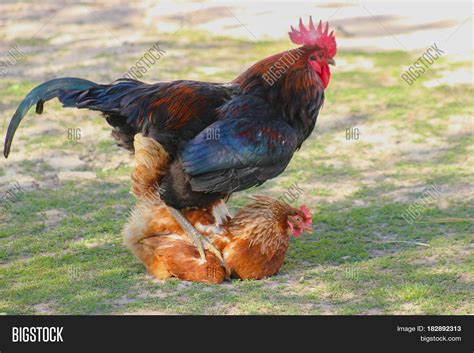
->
[3, 17, 335, 261]
[124, 134, 313, 283]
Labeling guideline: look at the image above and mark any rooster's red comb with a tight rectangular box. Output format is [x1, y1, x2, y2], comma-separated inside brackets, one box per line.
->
[300, 205, 312, 224]
[289, 17, 337, 57]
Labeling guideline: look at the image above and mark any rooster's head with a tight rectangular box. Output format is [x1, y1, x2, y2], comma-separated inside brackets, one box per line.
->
[289, 17, 337, 88]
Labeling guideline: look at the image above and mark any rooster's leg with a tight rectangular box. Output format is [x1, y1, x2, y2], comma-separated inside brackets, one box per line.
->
[167, 207, 225, 265]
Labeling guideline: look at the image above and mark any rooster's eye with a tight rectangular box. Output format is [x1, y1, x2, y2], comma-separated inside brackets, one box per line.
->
[310, 55, 317, 61]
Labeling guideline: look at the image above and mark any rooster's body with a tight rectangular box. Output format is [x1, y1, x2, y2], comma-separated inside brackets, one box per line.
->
[3, 18, 336, 210]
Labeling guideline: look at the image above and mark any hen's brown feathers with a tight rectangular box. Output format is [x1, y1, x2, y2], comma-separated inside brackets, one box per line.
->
[228, 195, 291, 255]
[222, 195, 295, 279]
[123, 198, 230, 283]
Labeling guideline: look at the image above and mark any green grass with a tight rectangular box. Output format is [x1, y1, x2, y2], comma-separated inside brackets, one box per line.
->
[0, 28, 472, 314]
[1, 184, 471, 314]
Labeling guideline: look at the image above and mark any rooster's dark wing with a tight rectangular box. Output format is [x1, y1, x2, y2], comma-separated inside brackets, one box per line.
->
[181, 96, 298, 193]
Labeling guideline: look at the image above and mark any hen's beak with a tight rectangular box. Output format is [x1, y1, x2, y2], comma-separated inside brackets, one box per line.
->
[327, 58, 336, 66]
[299, 222, 313, 232]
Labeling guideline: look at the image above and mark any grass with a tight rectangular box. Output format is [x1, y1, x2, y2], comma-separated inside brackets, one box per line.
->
[0, 25, 472, 314]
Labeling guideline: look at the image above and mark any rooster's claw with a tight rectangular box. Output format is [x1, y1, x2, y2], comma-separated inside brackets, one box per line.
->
[167, 206, 225, 266]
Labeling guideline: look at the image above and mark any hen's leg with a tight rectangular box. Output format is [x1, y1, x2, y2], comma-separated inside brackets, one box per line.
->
[167, 206, 224, 265]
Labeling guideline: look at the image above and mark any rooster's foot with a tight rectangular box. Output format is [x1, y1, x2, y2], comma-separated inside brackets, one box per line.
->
[167, 206, 225, 265]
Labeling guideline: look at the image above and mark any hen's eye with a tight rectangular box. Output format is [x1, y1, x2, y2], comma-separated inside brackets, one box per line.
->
[310, 55, 316, 61]
[295, 216, 302, 222]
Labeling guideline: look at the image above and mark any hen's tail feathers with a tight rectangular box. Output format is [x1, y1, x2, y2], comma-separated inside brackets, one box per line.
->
[3, 77, 99, 158]
[131, 133, 170, 199]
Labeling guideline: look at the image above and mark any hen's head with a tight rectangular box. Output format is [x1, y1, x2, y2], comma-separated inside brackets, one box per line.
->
[286, 205, 312, 238]
[237, 195, 313, 240]
[289, 17, 337, 88]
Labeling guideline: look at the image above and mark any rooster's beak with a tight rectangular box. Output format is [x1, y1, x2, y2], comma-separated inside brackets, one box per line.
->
[327, 58, 336, 66]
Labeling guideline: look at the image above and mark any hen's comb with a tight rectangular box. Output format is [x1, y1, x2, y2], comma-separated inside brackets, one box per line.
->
[300, 205, 312, 224]
[289, 16, 337, 57]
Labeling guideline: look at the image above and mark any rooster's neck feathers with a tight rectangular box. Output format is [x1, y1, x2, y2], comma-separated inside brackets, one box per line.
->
[234, 47, 324, 145]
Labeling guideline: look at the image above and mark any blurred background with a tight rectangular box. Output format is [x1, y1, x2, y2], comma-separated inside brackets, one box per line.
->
[0, 1, 472, 315]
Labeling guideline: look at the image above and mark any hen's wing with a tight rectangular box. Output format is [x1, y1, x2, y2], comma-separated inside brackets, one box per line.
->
[180, 96, 298, 193]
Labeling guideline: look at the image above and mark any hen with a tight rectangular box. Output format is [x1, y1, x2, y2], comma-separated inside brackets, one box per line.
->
[124, 134, 312, 283]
